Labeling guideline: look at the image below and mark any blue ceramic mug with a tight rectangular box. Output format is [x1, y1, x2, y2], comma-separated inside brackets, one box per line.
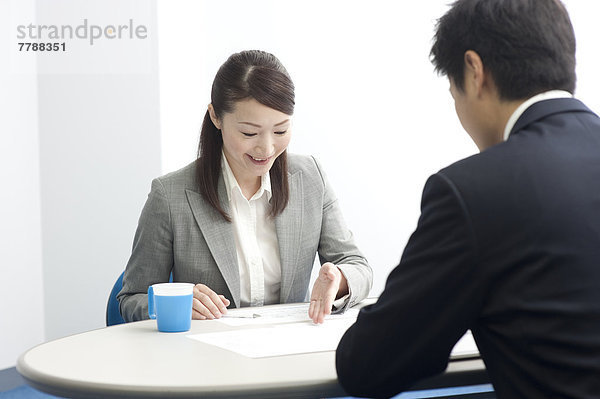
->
[148, 283, 194, 332]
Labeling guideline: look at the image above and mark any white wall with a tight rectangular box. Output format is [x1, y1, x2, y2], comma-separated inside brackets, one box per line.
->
[1, 0, 162, 364]
[564, 0, 600, 113]
[0, 0, 45, 371]
[156, 0, 600, 296]
[35, 0, 162, 340]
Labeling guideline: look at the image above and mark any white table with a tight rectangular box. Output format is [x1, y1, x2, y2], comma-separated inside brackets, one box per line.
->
[17, 302, 488, 398]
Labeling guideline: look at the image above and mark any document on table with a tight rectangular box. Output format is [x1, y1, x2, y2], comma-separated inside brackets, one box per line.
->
[188, 318, 357, 358]
[216, 302, 358, 326]
[186, 303, 479, 359]
[450, 330, 479, 359]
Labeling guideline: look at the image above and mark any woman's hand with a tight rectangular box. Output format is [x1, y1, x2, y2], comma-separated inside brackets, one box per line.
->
[308, 262, 348, 324]
[192, 284, 230, 320]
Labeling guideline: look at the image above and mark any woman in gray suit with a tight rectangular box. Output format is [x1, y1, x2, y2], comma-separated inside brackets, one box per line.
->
[118, 50, 372, 324]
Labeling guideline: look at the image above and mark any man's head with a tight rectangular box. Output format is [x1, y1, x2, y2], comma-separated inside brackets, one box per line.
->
[431, 0, 576, 101]
[430, 0, 577, 150]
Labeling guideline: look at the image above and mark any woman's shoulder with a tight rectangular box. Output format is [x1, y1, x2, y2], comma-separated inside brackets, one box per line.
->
[287, 153, 321, 174]
[152, 160, 199, 194]
[286, 153, 330, 187]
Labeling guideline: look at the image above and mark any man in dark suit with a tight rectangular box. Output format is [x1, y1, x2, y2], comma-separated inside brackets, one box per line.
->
[336, 0, 600, 397]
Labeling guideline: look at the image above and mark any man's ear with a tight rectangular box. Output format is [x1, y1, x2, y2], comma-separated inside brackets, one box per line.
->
[464, 50, 486, 97]
[208, 104, 221, 130]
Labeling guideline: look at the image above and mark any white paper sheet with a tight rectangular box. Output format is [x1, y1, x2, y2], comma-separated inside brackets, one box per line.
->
[449, 330, 479, 359]
[188, 318, 357, 358]
[217, 302, 358, 326]
[187, 303, 479, 359]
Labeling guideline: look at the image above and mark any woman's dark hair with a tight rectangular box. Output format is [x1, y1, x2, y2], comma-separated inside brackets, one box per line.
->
[430, 0, 576, 100]
[197, 50, 295, 221]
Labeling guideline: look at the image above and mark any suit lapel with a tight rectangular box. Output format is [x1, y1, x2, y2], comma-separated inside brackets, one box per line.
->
[276, 170, 304, 303]
[185, 177, 241, 308]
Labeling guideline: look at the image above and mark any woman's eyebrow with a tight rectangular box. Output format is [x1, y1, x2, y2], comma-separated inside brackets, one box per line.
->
[238, 119, 290, 128]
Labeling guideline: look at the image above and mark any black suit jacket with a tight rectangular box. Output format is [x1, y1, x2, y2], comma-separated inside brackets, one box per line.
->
[336, 98, 600, 398]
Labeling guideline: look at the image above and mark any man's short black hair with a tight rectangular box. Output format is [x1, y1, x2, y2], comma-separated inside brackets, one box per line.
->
[430, 0, 576, 100]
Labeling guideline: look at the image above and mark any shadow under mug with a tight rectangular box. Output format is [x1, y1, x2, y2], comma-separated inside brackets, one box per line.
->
[148, 282, 194, 332]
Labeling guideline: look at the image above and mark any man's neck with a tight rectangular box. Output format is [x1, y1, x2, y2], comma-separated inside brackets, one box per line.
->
[496, 99, 524, 142]
[477, 99, 524, 151]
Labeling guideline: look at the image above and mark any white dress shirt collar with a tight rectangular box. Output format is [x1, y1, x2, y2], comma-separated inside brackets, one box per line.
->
[221, 152, 272, 202]
[503, 90, 573, 141]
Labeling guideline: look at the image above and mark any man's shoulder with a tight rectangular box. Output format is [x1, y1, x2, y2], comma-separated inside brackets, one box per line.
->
[439, 144, 508, 181]
[433, 142, 528, 204]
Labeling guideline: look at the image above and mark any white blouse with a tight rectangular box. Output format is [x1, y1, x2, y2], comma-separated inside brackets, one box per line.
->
[221, 154, 282, 307]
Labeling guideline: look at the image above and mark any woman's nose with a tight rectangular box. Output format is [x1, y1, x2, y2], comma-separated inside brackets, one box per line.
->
[255, 135, 274, 154]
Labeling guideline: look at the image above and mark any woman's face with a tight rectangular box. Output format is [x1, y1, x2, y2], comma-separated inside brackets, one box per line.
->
[209, 98, 292, 188]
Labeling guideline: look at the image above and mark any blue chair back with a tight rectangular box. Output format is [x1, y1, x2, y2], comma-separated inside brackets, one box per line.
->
[106, 271, 174, 326]
[106, 272, 126, 326]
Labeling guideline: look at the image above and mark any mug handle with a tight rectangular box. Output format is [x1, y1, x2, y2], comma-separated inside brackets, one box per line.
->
[148, 285, 156, 319]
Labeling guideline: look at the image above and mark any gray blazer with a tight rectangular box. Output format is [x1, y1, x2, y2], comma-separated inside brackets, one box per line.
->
[118, 153, 372, 321]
